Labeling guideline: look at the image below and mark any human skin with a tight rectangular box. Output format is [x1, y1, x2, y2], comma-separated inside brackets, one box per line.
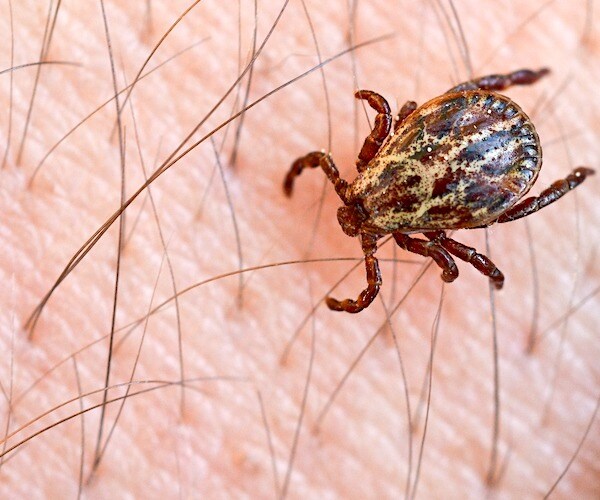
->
[0, 1, 598, 498]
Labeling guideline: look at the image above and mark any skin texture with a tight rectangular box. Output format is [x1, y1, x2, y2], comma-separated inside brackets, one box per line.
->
[0, 1, 598, 498]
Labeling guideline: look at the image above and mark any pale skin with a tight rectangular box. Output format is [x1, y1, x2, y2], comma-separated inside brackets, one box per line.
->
[0, 1, 598, 498]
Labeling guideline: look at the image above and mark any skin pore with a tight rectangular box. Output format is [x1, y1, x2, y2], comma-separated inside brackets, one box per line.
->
[0, 1, 598, 497]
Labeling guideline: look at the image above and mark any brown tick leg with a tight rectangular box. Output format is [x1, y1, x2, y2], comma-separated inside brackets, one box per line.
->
[326, 234, 381, 313]
[393, 101, 418, 133]
[447, 67, 550, 93]
[495, 167, 595, 223]
[393, 232, 459, 284]
[354, 90, 392, 173]
[425, 231, 504, 289]
[283, 151, 350, 203]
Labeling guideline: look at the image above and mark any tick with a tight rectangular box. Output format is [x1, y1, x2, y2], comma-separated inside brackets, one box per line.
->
[284, 68, 594, 313]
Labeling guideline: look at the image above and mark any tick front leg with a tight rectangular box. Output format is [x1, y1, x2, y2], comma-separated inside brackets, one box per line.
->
[283, 151, 350, 203]
[425, 232, 504, 289]
[448, 67, 550, 93]
[326, 234, 382, 313]
[496, 167, 595, 223]
[393, 232, 459, 284]
[354, 90, 392, 173]
[393, 101, 417, 133]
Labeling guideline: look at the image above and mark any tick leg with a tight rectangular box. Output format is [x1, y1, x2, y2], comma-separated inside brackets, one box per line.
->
[326, 234, 381, 313]
[425, 232, 504, 289]
[393, 100, 418, 133]
[393, 232, 459, 284]
[496, 167, 595, 223]
[447, 67, 550, 93]
[283, 151, 350, 203]
[354, 90, 392, 173]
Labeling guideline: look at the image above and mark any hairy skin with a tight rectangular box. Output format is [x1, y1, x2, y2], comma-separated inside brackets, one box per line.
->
[0, 1, 598, 497]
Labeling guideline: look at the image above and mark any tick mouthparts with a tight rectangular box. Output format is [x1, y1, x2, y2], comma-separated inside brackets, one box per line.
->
[337, 204, 368, 237]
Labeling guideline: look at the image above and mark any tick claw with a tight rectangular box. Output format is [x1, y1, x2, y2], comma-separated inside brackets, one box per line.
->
[283, 175, 294, 196]
[325, 297, 342, 310]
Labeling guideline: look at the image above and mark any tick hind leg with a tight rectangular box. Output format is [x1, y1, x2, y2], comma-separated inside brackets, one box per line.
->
[425, 232, 505, 289]
[354, 90, 392, 173]
[393, 233, 459, 284]
[326, 234, 382, 313]
[495, 167, 595, 223]
[448, 67, 550, 93]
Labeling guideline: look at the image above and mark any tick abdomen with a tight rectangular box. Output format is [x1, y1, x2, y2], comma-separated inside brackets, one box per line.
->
[351, 90, 542, 233]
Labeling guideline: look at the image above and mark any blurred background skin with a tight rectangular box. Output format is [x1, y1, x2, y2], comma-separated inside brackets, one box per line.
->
[0, 1, 598, 497]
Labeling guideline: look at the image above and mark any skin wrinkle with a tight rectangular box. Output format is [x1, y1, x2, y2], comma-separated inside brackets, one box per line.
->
[0, 0, 598, 498]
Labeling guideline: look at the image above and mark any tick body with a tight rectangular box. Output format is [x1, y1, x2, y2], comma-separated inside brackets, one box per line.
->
[351, 91, 540, 233]
[284, 68, 594, 313]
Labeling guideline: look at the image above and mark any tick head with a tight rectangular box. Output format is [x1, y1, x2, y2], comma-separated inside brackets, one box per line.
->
[337, 203, 368, 237]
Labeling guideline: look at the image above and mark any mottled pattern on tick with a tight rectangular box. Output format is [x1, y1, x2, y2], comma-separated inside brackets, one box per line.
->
[348, 90, 541, 233]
